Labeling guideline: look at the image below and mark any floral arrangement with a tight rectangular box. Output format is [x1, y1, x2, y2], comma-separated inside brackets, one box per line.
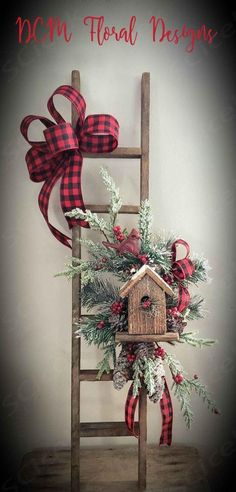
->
[57, 167, 219, 429]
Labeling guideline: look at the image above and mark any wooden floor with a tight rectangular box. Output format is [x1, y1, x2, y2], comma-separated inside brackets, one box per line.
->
[18, 444, 210, 492]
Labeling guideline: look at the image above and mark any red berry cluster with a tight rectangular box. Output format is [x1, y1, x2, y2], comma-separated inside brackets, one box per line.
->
[138, 254, 149, 264]
[142, 298, 152, 310]
[173, 373, 184, 384]
[111, 301, 124, 315]
[97, 320, 105, 330]
[167, 307, 181, 318]
[154, 346, 165, 359]
[95, 257, 107, 271]
[113, 225, 125, 242]
[127, 353, 136, 363]
[126, 343, 136, 363]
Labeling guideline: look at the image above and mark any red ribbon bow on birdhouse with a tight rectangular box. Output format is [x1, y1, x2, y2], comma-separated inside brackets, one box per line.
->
[20, 85, 119, 248]
[171, 239, 195, 312]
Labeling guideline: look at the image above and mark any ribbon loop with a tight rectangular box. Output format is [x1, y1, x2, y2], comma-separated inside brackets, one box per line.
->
[21, 85, 119, 247]
[44, 123, 78, 156]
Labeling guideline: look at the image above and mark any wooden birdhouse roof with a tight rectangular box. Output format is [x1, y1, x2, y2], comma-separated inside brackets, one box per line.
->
[119, 265, 175, 298]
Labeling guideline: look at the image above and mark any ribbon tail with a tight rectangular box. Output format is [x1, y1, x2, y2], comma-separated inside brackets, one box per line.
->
[60, 151, 89, 229]
[159, 379, 173, 446]
[177, 284, 190, 313]
[125, 383, 139, 438]
[38, 163, 72, 249]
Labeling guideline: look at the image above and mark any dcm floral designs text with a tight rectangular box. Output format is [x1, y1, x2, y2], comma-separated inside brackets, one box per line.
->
[16, 15, 218, 53]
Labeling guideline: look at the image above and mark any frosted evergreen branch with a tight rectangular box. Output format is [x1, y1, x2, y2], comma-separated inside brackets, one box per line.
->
[186, 378, 218, 413]
[143, 358, 156, 396]
[173, 382, 194, 428]
[132, 358, 143, 397]
[164, 352, 185, 376]
[100, 167, 122, 226]
[139, 200, 153, 249]
[179, 331, 217, 348]
[55, 258, 96, 284]
[183, 255, 211, 285]
[184, 296, 205, 320]
[78, 239, 108, 259]
[65, 208, 110, 240]
[147, 244, 172, 272]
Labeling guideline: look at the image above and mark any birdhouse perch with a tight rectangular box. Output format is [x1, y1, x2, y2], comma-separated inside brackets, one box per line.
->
[116, 265, 179, 343]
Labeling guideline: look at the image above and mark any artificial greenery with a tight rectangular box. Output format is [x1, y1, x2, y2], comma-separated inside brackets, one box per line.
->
[58, 167, 218, 428]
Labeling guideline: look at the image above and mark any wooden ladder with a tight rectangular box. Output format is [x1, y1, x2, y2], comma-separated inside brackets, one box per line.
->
[71, 69, 150, 491]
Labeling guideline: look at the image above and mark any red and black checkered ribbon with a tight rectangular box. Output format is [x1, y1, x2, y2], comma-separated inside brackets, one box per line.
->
[125, 380, 173, 445]
[171, 239, 195, 312]
[20, 85, 119, 248]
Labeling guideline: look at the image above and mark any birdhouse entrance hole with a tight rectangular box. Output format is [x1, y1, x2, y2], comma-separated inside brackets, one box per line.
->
[141, 295, 150, 303]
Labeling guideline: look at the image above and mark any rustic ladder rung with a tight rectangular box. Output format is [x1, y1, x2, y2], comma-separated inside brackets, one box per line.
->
[82, 147, 141, 159]
[80, 422, 139, 437]
[85, 205, 139, 214]
[80, 369, 133, 382]
[80, 370, 113, 381]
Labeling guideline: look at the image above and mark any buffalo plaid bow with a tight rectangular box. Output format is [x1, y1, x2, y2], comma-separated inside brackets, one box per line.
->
[171, 239, 195, 312]
[125, 380, 173, 446]
[20, 85, 119, 248]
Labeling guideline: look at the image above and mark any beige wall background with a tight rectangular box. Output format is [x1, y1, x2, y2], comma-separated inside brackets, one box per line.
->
[0, 0, 235, 478]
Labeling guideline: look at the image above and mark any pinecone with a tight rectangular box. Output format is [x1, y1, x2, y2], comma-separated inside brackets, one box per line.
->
[113, 370, 128, 390]
[113, 345, 132, 390]
[149, 359, 165, 404]
[134, 342, 155, 360]
[167, 317, 186, 335]
[109, 312, 128, 332]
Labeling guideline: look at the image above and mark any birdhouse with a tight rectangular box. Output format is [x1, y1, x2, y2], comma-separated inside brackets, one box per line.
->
[119, 265, 175, 336]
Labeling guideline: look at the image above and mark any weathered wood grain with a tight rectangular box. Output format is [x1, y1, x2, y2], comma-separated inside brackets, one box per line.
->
[140, 73, 150, 201]
[138, 387, 147, 489]
[18, 445, 210, 492]
[85, 204, 139, 214]
[115, 332, 179, 343]
[128, 276, 166, 335]
[71, 70, 81, 492]
[83, 147, 141, 159]
[70, 71, 151, 491]
[80, 422, 139, 437]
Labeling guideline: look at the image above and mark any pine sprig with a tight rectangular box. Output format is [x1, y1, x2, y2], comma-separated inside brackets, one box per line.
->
[184, 296, 205, 320]
[143, 358, 156, 396]
[79, 314, 115, 348]
[78, 239, 108, 259]
[186, 377, 218, 413]
[146, 244, 172, 272]
[100, 167, 122, 227]
[132, 358, 143, 397]
[81, 278, 119, 311]
[139, 200, 153, 249]
[55, 258, 96, 284]
[96, 344, 116, 379]
[183, 256, 211, 285]
[173, 381, 194, 428]
[65, 208, 110, 240]
[164, 352, 185, 376]
[179, 331, 217, 348]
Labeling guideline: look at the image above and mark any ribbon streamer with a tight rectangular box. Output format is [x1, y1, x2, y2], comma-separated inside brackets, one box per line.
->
[171, 239, 195, 312]
[125, 380, 173, 446]
[21, 85, 119, 248]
